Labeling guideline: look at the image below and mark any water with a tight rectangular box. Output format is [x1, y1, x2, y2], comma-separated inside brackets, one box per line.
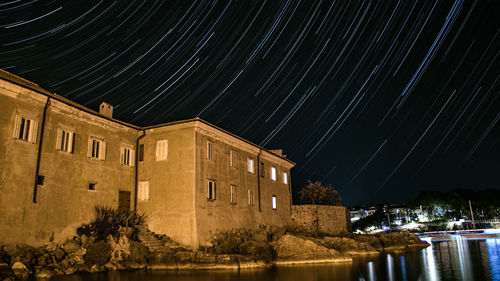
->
[48, 234, 500, 281]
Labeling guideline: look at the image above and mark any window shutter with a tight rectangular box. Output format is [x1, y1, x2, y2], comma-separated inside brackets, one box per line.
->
[130, 149, 135, 166]
[87, 139, 92, 157]
[56, 129, 62, 150]
[213, 182, 216, 199]
[29, 120, 38, 143]
[12, 115, 21, 138]
[156, 141, 160, 160]
[120, 147, 124, 164]
[100, 141, 106, 160]
[69, 132, 75, 153]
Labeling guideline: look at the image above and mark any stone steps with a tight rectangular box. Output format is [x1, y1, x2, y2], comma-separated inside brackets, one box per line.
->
[137, 225, 170, 252]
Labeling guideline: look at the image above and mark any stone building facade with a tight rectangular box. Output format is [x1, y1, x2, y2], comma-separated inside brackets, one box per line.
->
[0, 70, 294, 248]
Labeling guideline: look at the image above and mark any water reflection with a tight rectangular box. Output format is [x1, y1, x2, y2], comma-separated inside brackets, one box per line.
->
[487, 239, 500, 281]
[48, 236, 500, 281]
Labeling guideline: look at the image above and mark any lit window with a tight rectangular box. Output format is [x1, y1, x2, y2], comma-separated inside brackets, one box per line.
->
[138, 181, 149, 201]
[120, 146, 135, 166]
[57, 129, 74, 153]
[207, 179, 216, 200]
[230, 150, 237, 167]
[14, 115, 38, 143]
[248, 190, 253, 206]
[271, 166, 277, 181]
[156, 140, 168, 160]
[272, 195, 277, 210]
[283, 172, 288, 184]
[248, 158, 254, 173]
[207, 141, 214, 159]
[88, 138, 106, 160]
[230, 185, 237, 204]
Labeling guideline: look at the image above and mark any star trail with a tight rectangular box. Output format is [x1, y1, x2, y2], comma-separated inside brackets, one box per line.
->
[1, 0, 498, 205]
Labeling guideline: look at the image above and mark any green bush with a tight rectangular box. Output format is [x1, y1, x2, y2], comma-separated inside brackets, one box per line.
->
[87, 205, 147, 241]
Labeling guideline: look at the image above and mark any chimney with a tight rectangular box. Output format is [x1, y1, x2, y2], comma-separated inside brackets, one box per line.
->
[99, 102, 113, 118]
[270, 149, 286, 158]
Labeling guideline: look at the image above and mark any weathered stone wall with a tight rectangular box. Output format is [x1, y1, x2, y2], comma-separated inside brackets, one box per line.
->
[291, 205, 351, 236]
[0, 76, 138, 246]
[194, 123, 294, 246]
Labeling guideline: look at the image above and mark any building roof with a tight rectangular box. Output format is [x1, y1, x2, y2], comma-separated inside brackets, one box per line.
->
[0, 69, 294, 165]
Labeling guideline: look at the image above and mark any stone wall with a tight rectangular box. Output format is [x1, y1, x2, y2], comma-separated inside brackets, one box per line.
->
[291, 205, 351, 236]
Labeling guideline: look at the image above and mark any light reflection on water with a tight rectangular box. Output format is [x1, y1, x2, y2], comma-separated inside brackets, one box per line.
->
[48, 235, 500, 281]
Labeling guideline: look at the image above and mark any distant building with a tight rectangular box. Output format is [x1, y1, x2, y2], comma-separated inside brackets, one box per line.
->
[0, 70, 295, 247]
[350, 206, 377, 222]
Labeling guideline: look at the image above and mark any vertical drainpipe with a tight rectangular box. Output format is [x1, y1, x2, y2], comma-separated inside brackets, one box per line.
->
[33, 97, 50, 203]
[134, 130, 146, 211]
[257, 149, 262, 212]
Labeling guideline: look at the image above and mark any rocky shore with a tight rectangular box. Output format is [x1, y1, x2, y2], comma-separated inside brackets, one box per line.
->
[0, 228, 428, 280]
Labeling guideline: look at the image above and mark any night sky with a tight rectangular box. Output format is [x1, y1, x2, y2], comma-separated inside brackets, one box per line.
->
[1, 1, 499, 206]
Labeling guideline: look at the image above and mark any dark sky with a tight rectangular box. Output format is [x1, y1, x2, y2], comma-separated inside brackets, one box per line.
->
[1, 1, 499, 206]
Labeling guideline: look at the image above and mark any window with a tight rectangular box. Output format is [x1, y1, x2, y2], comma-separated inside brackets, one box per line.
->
[271, 166, 277, 181]
[247, 158, 254, 173]
[156, 140, 168, 160]
[138, 144, 144, 161]
[230, 150, 237, 167]
[283, 172, 288, 184]
[272, 195, 277, 210]
[207, 179, 216, 200]
[248, 190, 253, 206]
[138, 181, 149, 201]
[36, 175, 45, 186]
[207, 141, 214, 159]
[88, 183, 96, 191]
[13, 115, 37, 143]
[88, 138, 106, 160]
[56, 129, 74, 153]
[230, 185, 237, 204]
[120, 147, 135, 166]
[260, 162, 265, 178]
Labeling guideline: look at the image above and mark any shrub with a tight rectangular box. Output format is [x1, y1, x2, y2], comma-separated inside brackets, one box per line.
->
[88, 205, 147, 241]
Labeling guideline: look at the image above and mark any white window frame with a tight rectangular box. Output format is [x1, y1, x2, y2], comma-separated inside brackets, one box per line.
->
[56, 129, 74, 153]
[247, 158, 254, 173]
[230, 185, 237, 204]
[283, 172, 288, 184]
[207, 141, 214, 159]
[207, 179, 216, 201]
[156, 139, 168, 161]
[271, 166, 277, 181]
[120, 146, 135, 166]
[272, 195, 277, 210]
[13, 115, 38, 143]
[88, 137, 106, 160]
[138, 181, 149, 201]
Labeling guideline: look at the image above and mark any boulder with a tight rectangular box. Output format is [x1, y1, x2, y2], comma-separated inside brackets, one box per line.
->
[128, 241, 149, 264]
[84, 241, 111, 266]
[63, 240, 80, 254]
[11, 261, 29, 279]
[34, 268, 53, 279]
[54, 247, 66, 261]
[271, 234, 343, 261]
[10, 244, 35, 268]
[0, 263, 14, 280]
[239, 241, 276, 262]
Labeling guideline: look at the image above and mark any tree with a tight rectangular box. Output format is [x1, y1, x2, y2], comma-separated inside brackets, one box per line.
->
[298, 181, 343, 206]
